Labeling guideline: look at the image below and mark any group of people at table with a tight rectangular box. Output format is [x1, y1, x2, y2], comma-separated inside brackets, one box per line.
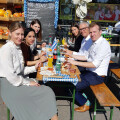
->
[0, 19, 111, 120]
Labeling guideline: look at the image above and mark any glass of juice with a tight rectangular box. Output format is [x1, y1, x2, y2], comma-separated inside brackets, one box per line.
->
[48, 54, 53, 68]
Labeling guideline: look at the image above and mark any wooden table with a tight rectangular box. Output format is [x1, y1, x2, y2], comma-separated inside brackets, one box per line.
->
[36, 64, 81, 120]
[36, 64, 81, 81]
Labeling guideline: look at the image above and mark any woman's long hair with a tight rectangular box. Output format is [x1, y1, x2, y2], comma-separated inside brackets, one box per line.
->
[71, 23, 80, 42]
[24, 28, 35, 45]
[24, 28, 35, 38]
[30, 19, 42, 42]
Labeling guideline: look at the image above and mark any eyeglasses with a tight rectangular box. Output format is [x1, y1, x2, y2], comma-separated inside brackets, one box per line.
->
[79, 27, 88, 31]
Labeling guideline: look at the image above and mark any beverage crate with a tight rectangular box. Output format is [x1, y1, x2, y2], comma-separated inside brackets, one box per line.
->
[0, 26, 8, 30]
[0, 17, 24, 21]
[0, 35, 2, 39]
[14, 0, 24, 2]
[0, 0, 24, 3]
[2, 35, 8, 40]
[11, 17, 24, 21]
[0, 0, 14, 3]
[0, 25, 9, 40]
[13, 0, 24, 4]
[0, 16, 10, 21]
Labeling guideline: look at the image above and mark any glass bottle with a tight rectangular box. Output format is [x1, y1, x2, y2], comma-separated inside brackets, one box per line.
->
[57, 39, 60, 56]
[48, 36, 52, 48]
[53, 48, 57, 65]
[48, 48, 53, 68]
[56, 56, 61, 71]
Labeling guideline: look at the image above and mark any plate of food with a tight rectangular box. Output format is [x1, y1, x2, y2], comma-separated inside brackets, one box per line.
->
[61, 62, 71, 74]
[40, 67, 56, 76]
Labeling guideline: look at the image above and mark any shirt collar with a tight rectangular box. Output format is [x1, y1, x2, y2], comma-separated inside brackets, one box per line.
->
[85, 35, 90, 41]
[9, 40, 21, 49]
[93, 36, 103, 45]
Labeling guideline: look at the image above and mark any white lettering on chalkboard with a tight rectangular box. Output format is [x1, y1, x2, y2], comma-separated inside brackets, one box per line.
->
[28, 2, 54, 10]
[26, 2, 55, 41]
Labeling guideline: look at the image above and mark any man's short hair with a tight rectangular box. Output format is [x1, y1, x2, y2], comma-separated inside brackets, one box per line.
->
[79, 21, 89, 27]
[89, 22, 102, 31]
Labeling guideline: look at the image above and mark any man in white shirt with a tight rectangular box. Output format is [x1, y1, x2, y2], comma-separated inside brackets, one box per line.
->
[67, 22, 111, 112]
[66, 22, 92, 56]
[73, 22, 92, 56]
[66, 21, 92, 71]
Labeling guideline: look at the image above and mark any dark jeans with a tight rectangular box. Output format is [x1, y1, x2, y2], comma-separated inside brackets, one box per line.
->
[77, 66, 86, 72]
[75, 70, 104, 106]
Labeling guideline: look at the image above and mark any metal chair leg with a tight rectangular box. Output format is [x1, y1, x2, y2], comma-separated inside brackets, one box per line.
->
[7, 108, 10, 120]
[93, 98, 97, 120]
[11, 116, 14, 120]
[110, 106, 114, 120]
[71, 87, 75, 120]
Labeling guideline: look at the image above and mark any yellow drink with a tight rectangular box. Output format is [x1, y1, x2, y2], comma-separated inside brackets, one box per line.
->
[62, 38, 66, 45]
[48, 55, 53, 68]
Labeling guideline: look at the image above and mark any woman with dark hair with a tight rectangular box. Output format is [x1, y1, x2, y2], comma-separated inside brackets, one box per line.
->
[21, 28, 45, 67]
[68, 23, 83, 52]
[30, 19, 46, 54]
[0, 22, 58, 120]
[30, 19, 42, 42]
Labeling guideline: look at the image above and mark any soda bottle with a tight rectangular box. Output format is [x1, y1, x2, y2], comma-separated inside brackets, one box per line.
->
[48, 36, 52, 48]
[56, 56, 61, 71]
[48, 48, 53, 68]
[57, 39, 60, 56]
[53, 48, 57, 65]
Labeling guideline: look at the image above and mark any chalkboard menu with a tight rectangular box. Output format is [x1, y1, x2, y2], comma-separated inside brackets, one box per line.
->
[26, 1, 55, 41]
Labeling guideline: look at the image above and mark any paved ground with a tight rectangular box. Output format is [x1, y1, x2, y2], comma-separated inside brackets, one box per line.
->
[0, 75, 120, 120]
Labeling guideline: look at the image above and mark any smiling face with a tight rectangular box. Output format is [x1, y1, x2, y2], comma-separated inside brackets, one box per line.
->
[10, 28, 24, 46]
[31, 23, 40, 34]
[89, 25, 102, 42]
[71, 27, 79, 36]
[25, 31, 35, 46]
[79, 23, 89, 38]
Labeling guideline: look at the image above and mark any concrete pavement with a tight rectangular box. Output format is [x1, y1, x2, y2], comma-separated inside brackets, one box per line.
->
[0, 75, 120, 120]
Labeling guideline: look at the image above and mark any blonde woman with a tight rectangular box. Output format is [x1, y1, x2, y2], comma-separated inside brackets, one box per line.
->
[0, 22, 58, 120]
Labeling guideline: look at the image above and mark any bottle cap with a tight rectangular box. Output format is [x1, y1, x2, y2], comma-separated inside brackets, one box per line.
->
[49, 48, 52, 52]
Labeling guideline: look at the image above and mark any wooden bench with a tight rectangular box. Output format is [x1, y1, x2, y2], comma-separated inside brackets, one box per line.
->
[108, 60, 120, 82]
[90, 82, 120, 120]
[110, 68, 120, 79]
